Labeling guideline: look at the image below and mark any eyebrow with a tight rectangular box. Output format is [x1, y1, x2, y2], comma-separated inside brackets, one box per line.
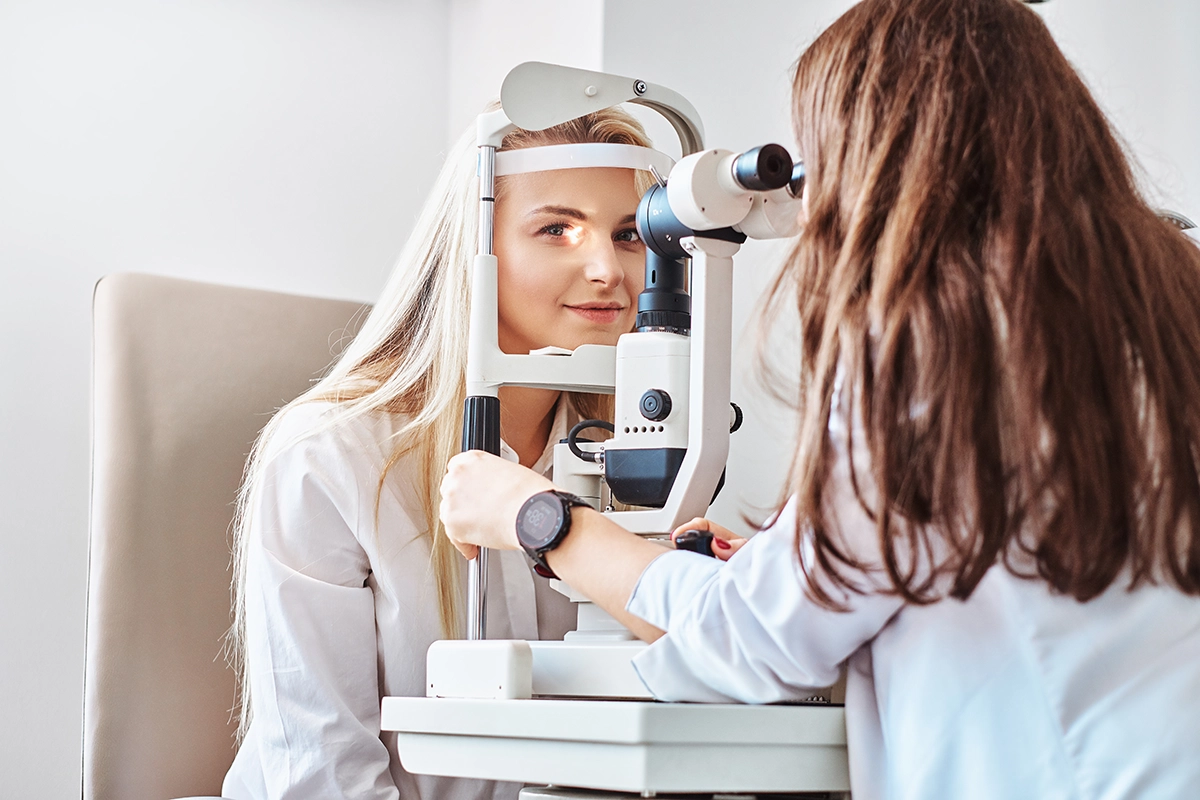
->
[527, 205, 588, 221]
[527, 205, 637, 226]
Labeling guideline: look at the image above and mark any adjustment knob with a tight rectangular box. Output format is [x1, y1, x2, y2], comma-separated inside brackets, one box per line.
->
[674, 529, 716, 557]
[639, 389, 672, 422]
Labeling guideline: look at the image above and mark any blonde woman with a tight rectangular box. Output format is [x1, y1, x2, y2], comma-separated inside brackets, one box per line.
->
[222, 106, 656, 800]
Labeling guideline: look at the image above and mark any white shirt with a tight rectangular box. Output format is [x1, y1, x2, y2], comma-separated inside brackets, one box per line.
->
[627, 383, 1200, 800]
[223, 400, 576, 800]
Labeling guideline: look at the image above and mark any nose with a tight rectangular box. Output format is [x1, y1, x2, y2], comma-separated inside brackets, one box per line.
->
[583, 239, 626, 289]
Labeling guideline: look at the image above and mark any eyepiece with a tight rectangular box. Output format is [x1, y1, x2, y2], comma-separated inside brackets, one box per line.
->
[788, 160, 806, 200]
[732, 143, 793, 191]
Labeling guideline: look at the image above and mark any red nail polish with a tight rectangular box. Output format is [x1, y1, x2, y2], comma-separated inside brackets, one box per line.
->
[713, 538, 731, 550]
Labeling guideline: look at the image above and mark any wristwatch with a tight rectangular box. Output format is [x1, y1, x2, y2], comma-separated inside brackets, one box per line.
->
[515, 489, 591, 579]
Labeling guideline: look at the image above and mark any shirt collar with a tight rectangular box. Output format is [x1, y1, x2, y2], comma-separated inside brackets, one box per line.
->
[498, 395, 574, 478]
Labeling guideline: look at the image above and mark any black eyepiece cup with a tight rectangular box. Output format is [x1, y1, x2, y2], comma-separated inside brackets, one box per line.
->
[732, 143, 793, 191]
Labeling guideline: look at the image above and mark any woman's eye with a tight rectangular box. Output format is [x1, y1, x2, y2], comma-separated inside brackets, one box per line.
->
[615, 228, 642, 244]
[539, 223, 568, 237]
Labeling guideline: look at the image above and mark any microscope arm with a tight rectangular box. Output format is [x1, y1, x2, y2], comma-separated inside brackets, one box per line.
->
[604, 235, 738, 534]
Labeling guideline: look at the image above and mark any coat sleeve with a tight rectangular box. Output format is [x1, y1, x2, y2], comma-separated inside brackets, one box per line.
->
[626, 378, 909, 704]
[239, 408, 401, 800]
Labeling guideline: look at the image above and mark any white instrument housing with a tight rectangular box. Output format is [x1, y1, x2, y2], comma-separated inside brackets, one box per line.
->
[666, 147, 805, 237]
[738, 184, 804, 239]
[667, 148, 754, 230]
[611, 330, 690, 452]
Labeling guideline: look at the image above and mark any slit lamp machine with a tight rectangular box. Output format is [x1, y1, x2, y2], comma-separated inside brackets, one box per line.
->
[381, 62, 850, 799]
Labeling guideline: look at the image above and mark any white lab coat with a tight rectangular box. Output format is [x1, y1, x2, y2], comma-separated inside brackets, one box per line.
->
[627, 374, 1200, 800]
[223, 400, 577, 800]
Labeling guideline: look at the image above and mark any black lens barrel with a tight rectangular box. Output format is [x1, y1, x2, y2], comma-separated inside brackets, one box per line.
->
[636, 250, 690, 332]
[636, 182, 692, 260]
[732, 143, 793, 191]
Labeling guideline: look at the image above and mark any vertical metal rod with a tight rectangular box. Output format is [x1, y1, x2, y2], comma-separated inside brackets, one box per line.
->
[466, 552, 488, 640]
[478, 145, 496, 256]
[466, 144, 498, 641]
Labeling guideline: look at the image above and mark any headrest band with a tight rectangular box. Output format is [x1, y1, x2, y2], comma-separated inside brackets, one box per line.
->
[494, 143, 674, 177]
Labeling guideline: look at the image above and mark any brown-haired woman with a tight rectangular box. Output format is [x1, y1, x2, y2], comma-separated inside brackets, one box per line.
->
[439, 0, 1200, 797]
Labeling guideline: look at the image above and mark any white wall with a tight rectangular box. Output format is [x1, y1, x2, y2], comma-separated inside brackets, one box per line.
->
[448, 0, 603, 138]
[0, 1, 451, 794]
[602, 0, 1200, 534]
[1037, 0, 1200, 217]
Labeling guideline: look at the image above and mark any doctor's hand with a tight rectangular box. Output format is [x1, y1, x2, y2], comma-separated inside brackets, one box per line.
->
[440, 450, 556, 560]
[672, 517, 748, 562]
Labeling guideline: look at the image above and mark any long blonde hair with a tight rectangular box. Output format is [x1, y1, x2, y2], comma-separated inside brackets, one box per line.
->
[228, 104, 653, 737]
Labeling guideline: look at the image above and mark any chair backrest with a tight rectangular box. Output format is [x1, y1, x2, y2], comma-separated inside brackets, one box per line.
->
[86, 273, 369, 800]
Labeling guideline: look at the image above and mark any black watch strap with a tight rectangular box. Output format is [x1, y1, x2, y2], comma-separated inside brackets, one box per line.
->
[516, 490, 590, 580]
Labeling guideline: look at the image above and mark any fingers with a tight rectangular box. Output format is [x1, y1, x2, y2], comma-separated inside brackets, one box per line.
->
[671, 518, 739, 544]
[711, 536, 749, 562]
[439, 448, 552, 553]
[440, 498, 479, 561]
[671, 517, 712, 541]
[451, 541, 480, 561]
[671, 517, 738, 542]
[671, 517, 752, 561]
[438, 479, 471, 558]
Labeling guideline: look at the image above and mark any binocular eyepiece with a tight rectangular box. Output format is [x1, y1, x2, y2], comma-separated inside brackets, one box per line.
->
[635, 142, 801, 255]
[634, 142, 806, 333]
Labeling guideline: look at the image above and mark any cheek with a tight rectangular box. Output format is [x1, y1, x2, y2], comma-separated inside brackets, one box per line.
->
[498, 257, 538, 298]
[498, 245, 571, 305]
[620, 250, 646, 293]
[496, 235, 535, 292]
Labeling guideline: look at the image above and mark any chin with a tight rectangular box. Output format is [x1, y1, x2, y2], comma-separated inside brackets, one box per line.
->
[587, 327, 629, 348]
[550, 333, 617, 352]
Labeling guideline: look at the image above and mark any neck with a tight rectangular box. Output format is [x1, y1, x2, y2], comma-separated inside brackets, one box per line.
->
[499, 387, 561, 468]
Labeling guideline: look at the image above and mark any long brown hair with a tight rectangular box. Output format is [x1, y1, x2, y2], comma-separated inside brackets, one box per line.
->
[766, 0, 1200, 607]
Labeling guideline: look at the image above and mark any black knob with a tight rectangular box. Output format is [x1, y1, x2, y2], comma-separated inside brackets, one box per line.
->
[639, 389, 672, 422]
[675, 530, 716, 557]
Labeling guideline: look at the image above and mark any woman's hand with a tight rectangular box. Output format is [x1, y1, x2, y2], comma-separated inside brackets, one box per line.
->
[439, 450, 555, 560]
[671, 517, 749, 562]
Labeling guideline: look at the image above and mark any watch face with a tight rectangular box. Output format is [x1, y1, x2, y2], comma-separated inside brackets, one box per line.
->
[521, 493, 566, 551]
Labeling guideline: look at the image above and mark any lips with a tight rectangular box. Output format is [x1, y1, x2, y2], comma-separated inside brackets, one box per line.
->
[566, 304, 625, 324]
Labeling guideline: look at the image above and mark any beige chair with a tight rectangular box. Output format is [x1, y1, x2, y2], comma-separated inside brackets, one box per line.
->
[85, 273, 369, 800]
